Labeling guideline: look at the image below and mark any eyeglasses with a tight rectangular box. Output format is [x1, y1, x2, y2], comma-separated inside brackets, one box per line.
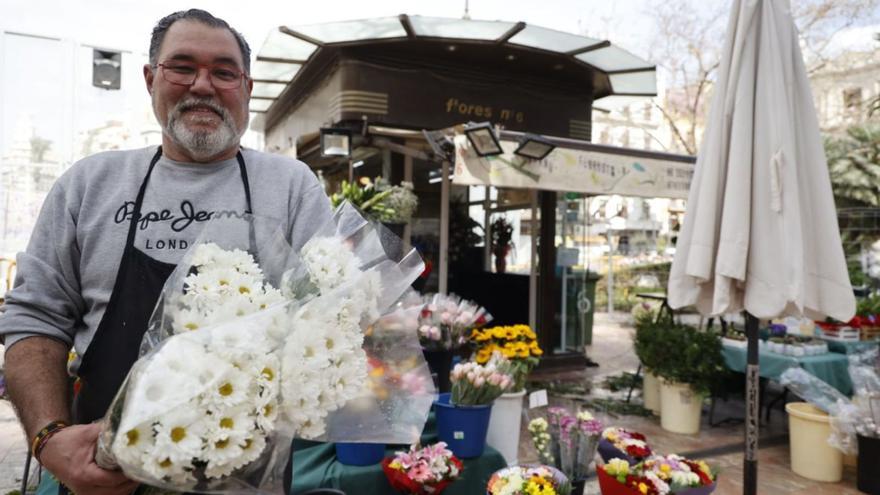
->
[157, 61, 247, 89]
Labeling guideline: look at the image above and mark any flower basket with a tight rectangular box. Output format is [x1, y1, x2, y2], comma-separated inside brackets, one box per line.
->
[598, 428, 651, 464]
[598, 438, 636, 465]
[597, 468, 716, 495]
[381, 442, 462, 495]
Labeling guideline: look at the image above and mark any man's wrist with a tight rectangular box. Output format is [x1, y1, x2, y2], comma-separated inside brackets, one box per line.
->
[32, 420, 69, 463]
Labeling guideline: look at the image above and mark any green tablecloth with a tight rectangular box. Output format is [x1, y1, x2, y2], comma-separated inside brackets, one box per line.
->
[825, 339, 879, 355]
[291, 412, 506, 494]
[722, 346, 853, 395]
[34, 414, 506, 495]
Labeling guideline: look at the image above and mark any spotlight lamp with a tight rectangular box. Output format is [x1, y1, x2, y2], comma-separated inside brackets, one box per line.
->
[320, 128, 352, 157]
[513, 133, 556, 160]
[463, 122, 503, 157]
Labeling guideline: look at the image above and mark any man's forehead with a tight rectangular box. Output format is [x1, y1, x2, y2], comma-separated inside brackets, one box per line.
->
[158, 20, 244, 67]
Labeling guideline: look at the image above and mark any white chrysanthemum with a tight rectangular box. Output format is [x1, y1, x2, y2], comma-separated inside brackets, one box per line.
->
[141, 454, 196, 486]
[236, 433, 268, 468]
[203, 365, 251, 408]
[112, 421, 154, 467]
[255, 394, 279, 432]
[203, 430, 247, 474]
[301, 236, 361, 292]
[172, 307, 208, 334]
[206, 405, 253, 439]
[153, 406, 207, 464]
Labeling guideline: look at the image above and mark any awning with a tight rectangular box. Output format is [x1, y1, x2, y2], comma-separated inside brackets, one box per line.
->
[452, 132, 695, 199]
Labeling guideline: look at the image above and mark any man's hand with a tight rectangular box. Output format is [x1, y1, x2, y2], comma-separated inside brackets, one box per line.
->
[40, 423, 138, 495]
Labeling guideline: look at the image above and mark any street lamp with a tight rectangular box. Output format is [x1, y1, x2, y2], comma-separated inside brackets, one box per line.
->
[320, 128, 352, 157]
[513, 133, 556, 160]
[463, 122, 503, 157]
[320, 127, 353, 181]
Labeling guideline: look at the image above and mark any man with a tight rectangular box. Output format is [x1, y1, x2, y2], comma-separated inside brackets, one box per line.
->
[0, 10, 332, 494]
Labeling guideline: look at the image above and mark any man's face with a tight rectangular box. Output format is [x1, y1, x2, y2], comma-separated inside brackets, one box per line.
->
[145, 20, 253, 162]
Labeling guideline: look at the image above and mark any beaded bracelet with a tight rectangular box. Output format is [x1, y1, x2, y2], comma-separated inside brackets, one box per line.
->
[32, 420, 69, 463]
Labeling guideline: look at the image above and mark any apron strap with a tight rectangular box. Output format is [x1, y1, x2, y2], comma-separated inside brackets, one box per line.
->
[123, 146, 164, 250]
[236, 150, 253, 215]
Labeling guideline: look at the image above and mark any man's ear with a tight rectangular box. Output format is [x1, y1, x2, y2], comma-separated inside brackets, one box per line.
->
[144, 64, 155, 94]
[246, 76, 254, 97]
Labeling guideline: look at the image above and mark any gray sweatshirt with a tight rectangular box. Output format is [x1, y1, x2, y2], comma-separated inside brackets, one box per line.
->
[0, 146, 333, 364]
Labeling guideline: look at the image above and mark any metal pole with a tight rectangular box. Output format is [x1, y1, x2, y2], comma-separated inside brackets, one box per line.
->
[348, 156, 354, 183]
[528, 190, 538, 330]
[607, 230, 614, 313]
[744, 6, 763, 494]
[402, 143, 413, 253]
[744, 312, 760, 495]
[561, 197, 568, 350]
[439, 160, 450, 294]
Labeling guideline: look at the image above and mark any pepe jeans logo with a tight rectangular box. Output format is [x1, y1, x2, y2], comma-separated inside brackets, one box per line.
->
[114, 200, 246, 251]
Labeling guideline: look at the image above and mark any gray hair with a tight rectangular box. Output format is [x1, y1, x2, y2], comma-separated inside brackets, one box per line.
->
[149, 9, 251, 73]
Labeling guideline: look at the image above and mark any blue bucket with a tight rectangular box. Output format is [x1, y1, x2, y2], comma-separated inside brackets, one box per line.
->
[434, 393, 493, 458]
[335, 442, 386, 466]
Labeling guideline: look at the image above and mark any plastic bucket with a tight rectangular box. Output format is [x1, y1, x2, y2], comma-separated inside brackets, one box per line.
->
[785, 402, 842, 482]
[486, 389, 525, 465]
[335, 442, 386, 466]
[643, 370, 661, 415]
[434, 392, 493, 458]
[857, 434, 880, 493]
[660, 380, 702, 434]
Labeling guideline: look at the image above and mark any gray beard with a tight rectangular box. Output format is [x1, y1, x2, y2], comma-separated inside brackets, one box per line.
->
[161, 97, 247, 161]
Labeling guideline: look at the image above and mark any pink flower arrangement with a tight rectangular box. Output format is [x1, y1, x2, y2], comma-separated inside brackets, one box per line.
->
[382, 442, 463, 495]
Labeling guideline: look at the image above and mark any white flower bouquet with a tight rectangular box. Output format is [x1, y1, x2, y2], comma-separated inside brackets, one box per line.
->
[96, 203, 429, 492]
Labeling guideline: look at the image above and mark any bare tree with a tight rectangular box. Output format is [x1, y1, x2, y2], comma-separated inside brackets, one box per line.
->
[649, 0, 880, 154]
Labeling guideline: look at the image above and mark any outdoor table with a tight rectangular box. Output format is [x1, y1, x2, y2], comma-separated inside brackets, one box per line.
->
[824, 338, 879, 355]
[290, 412, 506, 494]
[721, 345, 853, 395]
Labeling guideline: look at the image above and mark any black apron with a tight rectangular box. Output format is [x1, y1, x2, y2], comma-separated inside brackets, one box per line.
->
[73, 147, 254, 424]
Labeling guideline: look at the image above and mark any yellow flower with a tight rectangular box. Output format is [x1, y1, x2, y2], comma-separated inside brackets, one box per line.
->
[502, 347, 516, 358]
[505, 326, 520, 340]
[638, 482, 649, 495]
[476, 348, 492, 364]
[359, 176, 372, 186]
[531, 344, 544, 356]
[492, 326, 508, 339]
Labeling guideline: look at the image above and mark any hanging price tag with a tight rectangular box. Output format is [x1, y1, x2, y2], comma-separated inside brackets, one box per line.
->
[529, 389, 548, 409]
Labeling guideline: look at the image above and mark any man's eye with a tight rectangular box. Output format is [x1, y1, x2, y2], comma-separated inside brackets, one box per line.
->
[169, 65, 196, 74]
[213, 68, 238, 80]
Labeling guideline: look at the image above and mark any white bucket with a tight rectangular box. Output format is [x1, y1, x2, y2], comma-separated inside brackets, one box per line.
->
[643, 370, 661, 415]
[786, 402, 843, 482]
[660, 380, 702, 434]
[485, 389, 526, 465]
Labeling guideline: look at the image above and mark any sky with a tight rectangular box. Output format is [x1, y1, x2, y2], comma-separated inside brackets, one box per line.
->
[1, 0, 877, 160]
[1, 0, 658, 57]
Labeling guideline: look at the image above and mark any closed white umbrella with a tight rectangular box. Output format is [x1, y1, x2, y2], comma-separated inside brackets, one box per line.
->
[667, 0, 855, 493]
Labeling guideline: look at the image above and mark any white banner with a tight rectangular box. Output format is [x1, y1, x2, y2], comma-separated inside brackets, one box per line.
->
[452, 135, 694, 199]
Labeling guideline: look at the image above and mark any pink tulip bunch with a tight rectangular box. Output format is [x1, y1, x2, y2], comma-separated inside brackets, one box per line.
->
[450, 360, 514, 406]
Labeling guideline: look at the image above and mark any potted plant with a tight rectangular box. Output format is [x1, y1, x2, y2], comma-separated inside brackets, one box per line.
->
[330, 176, 418, 225]
[527, 407, 604, 493]
[491, 216, 514, 273]
[651, 325, 726, 435]
[434, 360, 513, 458]
[381, 442, 463, 494]
[633, 314, 664, 415]
[472, 324, 543, 465]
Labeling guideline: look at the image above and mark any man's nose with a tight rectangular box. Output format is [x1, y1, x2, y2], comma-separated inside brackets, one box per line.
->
[189, 67, 216, 96]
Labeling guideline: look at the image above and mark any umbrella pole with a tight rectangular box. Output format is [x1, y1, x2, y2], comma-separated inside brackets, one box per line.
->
[744, 312, 760, 495]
